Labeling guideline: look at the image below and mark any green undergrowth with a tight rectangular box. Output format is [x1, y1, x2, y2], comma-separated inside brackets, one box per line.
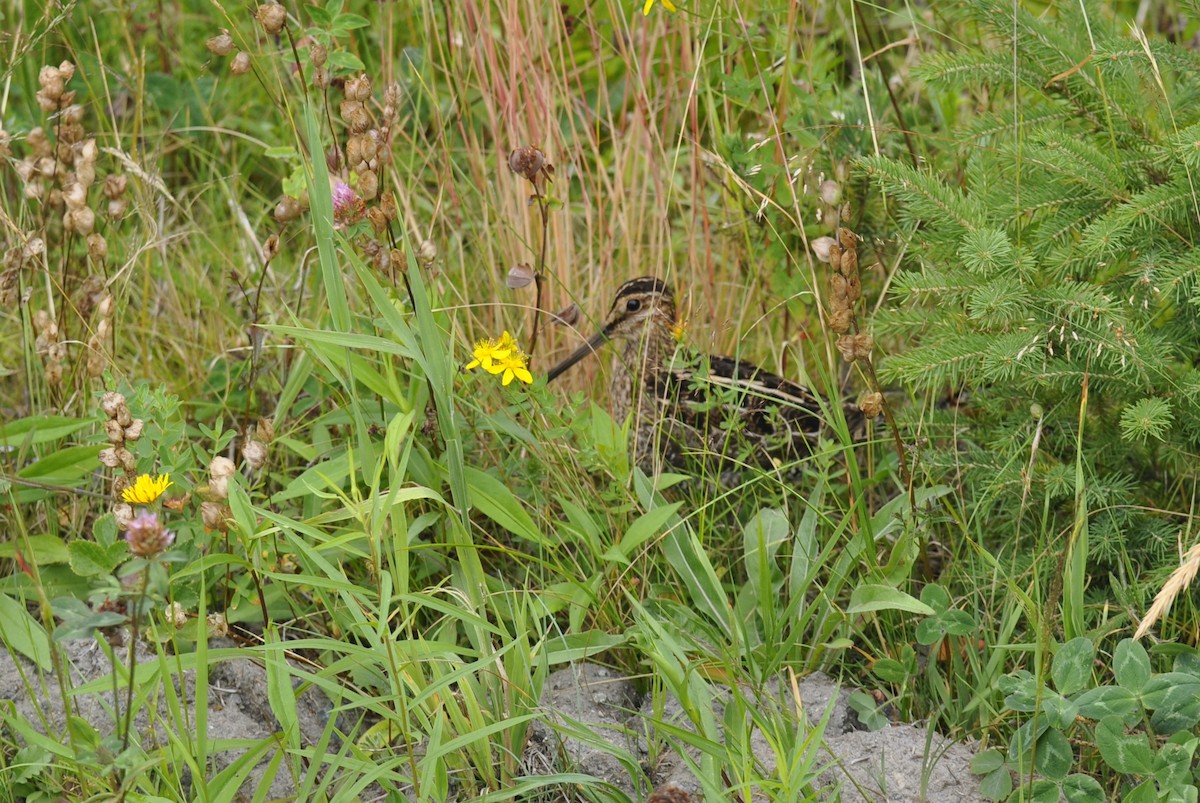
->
[2, 1, 1200, 801]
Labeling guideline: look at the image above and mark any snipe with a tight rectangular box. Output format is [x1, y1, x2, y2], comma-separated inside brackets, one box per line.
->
[547, 277, 861, 474]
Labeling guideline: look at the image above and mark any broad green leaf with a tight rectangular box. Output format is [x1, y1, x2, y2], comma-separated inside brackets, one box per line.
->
[1096, 716, 1154, 774]
[1062, 773, 1105, 803]
[1114, 638, 1151, 692]
[0, 594, 51, 669]
[68, 540, 128, 577]
[0, 535, 70, 565]
[1035, 728, 1072, 781]
[1075, 686, 1140, 721]
[979, 767, 1011, 801]
[604, 502, 682, 565]
[971, 750, 1005, 774]
[0, 416, 91, 447]
[1052, 637, 1095, 695]
[847, 584, 935, 616]
[465, 466, 545, 546]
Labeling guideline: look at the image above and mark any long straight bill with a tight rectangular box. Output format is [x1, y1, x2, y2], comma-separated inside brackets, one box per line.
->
[546, 330, 608, 382]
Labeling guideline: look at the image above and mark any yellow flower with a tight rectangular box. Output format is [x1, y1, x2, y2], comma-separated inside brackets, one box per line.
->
[643, 0, 676, 14]
[465, 334, 512, 373]
[496, 350, 533, 386]
[670, 316, 689, 343]
[465, 330, 533, 385]
[122, 473, 173, 505]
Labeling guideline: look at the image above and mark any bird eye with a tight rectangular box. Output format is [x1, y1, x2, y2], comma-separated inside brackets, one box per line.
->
[625, 299, 642, 312]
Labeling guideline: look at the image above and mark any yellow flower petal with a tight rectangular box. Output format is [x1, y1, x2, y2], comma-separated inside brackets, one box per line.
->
[121, 473, 173, 505]
[661, 0, 677, 10]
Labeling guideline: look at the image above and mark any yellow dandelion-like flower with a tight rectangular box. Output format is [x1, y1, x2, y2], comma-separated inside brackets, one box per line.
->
[121, 473, 173, 505]
[643, 0, 677, 14]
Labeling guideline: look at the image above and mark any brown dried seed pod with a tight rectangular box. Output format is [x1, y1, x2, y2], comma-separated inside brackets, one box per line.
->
[506, 263, 535, 289]
[206, 31, 235, 56]
[859, 391, 884, 417]
[255, 2, 287, 35]
[231, 51, 251, 75]
[507, 146, 547, 182]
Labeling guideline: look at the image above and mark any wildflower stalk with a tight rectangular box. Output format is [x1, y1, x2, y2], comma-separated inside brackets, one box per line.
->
[507, 146, 556, 362]
[120, 573, 148, 752]
[528, 182, 550, 361]
[824, 227, 915, 512]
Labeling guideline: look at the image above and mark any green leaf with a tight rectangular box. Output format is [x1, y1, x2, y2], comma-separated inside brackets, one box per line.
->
[1144, 673, 1200, 732]
[1052, 637, 1095, 695]
[1123, 779, 1159, 803]
[1075, 686, 1140, 721]
[919, 583, 951, 612]
[0, 535, 70, 565]
[742, 507, 788, 566]
[979, 767, 1011, 801]
[305, 4, 334, 24]
[1153, 741, 1194, 790]
[1062, 773, 1106, 803]
[872, 658, 910, 684]
[847, 584, 936, 616]
[0, 594, 51, 670]
[1114, 638, 1152, 692]
[603, 502, 683, 565]
[0, 415, 92, 447]
[970, 749, 1005, 774]
[1096, 716, 1155, 775]
[68, 540, 128, 577]
[1035, 728, 1073, 781]
[465, 466, 545, 546]
[332, 12, 370, 30]
[1026, 780, 1061, 803]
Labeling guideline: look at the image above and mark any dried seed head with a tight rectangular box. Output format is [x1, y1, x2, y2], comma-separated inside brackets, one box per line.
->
[836, 333, 874, 363]
[87, 233, 108, 262]
[200, 500, 230, 532]
[206, 31, 235, 56]
[812, 236, 836, 264]
[552, 302, 581, 327]
[819, 179, 841, 207]
[101, 391, 127, 419]
[167, 602, 188, 628]
[366, 206, 388, 233]
[242, 439, 268, 470]
[344, 74, 372, 102]
[262, 233, 280, 262]
[274, 195, 303, 223]
[416, 239, 437, 267]
[309, 41, 327, 68]
[255, 418, 275, 443]
[208, 612, 229, 637]
[112, 503, 134, 530]
[357, 169, 378, 201]
[507, 146, 548, 183]
[859, 391, 884, 418]
[379, 192, 398, 221]
[123, 419, 144, 441]
[255, 2, 287, 35]
[231, 51, 251, 75]
[506, 263, 535, 289]
[210, 455, 237, 481]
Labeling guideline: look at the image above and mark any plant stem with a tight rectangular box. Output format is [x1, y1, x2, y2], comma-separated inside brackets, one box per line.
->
[121, 572, 149, 752]
[527, 184, 550, 361]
